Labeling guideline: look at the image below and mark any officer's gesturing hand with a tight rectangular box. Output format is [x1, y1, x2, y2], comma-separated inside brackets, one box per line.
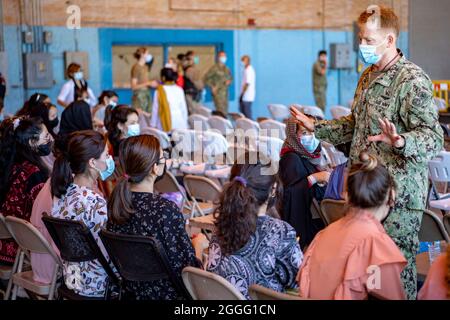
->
[368, 117, 405, 148]
[290, 106, 315, 132]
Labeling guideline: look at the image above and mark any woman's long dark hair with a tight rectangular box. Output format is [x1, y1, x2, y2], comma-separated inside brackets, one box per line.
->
[29, 102, 58, 137]
[106, 105, 138, 156]
[214, 154, 280, 256]
[0, 117, 49, 204]
[15, 93, 49, 117]
[99, 90, 119, 129]
[51, 130, 106, 198]
[108, 135, 161, 225]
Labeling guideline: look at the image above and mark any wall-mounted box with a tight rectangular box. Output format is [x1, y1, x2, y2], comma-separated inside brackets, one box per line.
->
[330, 43, 352, 69]
[64, 51, 89, 79]
[23, 52, 53, 89]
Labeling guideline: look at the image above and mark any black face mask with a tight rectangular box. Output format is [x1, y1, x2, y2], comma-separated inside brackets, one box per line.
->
[37, 141, 53, 157]
[47, 118, 59, 130]
[155, 163, 167, 183]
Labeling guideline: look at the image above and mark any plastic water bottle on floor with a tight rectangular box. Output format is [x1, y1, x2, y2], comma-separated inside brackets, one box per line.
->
[427, 241, 442, 264]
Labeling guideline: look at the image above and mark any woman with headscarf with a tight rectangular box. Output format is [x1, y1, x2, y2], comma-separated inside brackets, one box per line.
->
[279, 118, 332, 249]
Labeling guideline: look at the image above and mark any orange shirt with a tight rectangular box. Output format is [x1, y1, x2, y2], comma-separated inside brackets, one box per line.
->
[418, 253, 449, 300]
[297, 210, 407, 300]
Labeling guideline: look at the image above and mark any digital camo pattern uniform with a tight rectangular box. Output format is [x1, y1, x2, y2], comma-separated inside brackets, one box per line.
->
[313, 61, 328, 112]
[132, 89, 152, 114]
[203, 63, 232, 115]
[315, 52, 444, 300]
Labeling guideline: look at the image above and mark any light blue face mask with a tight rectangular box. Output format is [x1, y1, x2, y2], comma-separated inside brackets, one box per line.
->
[300, 134, 320, 153]
[74, 71, 84, 80]
[0, 113, 4, 122]
[193, 56, 200, 65]
[145, 54, 153, 63]
[127, 123, 140, 137]
[219, 56, 227, 64]
[96, 156, 115, 181]
[109, 101, 118, 109]
[359, 38, 387, 65]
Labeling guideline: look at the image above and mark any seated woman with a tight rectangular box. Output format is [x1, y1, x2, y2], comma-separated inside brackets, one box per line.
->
[15, 93, 51, 117]
[106, 105, 140, 158]
[0, 117, 52, 265]
[51, 130, 115, 298]
[150, 67, 189, 132]
[107, 135, 203, 300]
[206, 157, 303, 299]
[279, 119, 332, 249]
[297, 152, 407, 300]
[58, 88, 93, 138]
[418, 246, 450, 300]
[92, 90, 119, 132]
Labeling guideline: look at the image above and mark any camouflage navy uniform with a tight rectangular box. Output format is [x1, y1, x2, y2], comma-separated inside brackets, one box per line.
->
[314, 50, 444, 300]
[313, 60, 328, 112]
[203, 63, 232, 115]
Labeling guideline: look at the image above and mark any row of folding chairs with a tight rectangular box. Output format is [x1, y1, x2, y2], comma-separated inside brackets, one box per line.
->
[1, 213, 298, 300]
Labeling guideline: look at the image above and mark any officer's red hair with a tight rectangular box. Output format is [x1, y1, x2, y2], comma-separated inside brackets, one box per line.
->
[358, 6, 400, 37]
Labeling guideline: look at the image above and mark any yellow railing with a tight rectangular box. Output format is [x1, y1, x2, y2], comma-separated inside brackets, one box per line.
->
[432, 80, 450, 110]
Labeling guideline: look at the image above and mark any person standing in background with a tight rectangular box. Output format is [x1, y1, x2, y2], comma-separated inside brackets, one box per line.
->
[57, 63, 97, 108]
[184, 50, 204, 115]
[204, 51, 232, 115]
[312, 50, 328, 112]
[239, 55, 256, 119]
[130, 47, 158, 121]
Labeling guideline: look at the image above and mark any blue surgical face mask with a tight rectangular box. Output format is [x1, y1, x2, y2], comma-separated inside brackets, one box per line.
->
[145, 54, 153, 63]
[219, 56, 227, 64]
[359, 38, 387, 65]
[127, 123, 140, 137]
[0, 113, 4, 122]
[193, 56, 200, 65]
[96, 155, 115, 181]
[109, 101, 117, 109]
[74, 71, 84, 80]
[300, 134, 320, 153]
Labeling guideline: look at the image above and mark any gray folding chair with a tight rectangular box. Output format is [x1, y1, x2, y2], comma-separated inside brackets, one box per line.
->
[5, 216, 63, 300]
[249, 284, 306, 300]
[419, 210, 450, 243]
[208, 116, 233, 136]
[320, 199, 347, 226]
[267, 104, 290, 122]
[183, 175, 221, 217]
[154, 170, 193, 219]
[182, 267, 245, 300]
[444, 213, 450, 238]
[0, 214, 19, 300]
[189, 114, 210, 131]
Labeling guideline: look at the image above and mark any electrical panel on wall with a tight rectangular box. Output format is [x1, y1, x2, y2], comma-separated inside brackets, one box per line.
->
[23, 53, 53, 89]
[330, 43, 352, 70]
[64, 51, 89, 79]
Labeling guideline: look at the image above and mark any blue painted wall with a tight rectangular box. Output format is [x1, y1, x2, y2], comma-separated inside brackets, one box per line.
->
[2, 26, 408, 121]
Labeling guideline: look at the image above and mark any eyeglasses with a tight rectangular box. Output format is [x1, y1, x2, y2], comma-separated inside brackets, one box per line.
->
[158, 151, 170, 164]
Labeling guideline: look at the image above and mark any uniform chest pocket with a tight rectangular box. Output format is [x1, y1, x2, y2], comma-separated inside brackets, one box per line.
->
[367, 90, 397, 121]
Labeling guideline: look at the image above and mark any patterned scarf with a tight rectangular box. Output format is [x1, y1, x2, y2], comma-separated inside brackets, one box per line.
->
[281, 119, 328, 170]
[157, 83, 173, 132]
[447, 245, 450, 298]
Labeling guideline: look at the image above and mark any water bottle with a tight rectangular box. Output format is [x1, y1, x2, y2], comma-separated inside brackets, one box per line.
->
[427, 241, 442, 264]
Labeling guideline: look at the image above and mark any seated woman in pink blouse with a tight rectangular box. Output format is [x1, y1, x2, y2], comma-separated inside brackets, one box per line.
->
[418, 247, 450, 300]
[297, 152, 407, 300]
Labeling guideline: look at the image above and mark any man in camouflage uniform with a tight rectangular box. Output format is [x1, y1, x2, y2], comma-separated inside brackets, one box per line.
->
[312, 50, 328, 112]
[203, 51, 233, 115]
[291, 7, 443, 300]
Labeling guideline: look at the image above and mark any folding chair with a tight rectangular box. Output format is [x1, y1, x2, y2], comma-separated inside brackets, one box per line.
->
[192, 105, 212, 118]
[258, 135, 284, 162]
[320, 199, 347, 226]
[249, 284, 306, 300]
[154, 170, 193, 219]
[419, 210, 450, 243]
[188, 114, 210, 131]
[259, 119, 286, 140]
[235, 118, 260, 135]
[140, 127, 171, 150]
[302, 106, 325, 120]
[41, 216, 120, 300]
[183, 175, 221, 217]
[444, 213, 450, 237]
[330, 106, 351, 119]
[182, 267, 245, 300]
[0, 214, 20, 300]
[99, 230, 191, 300]
[267, 104, 290, 122]
[428, 152, 450, 212]
[4, 216, 63, 300]
[208, 116, 233, 136]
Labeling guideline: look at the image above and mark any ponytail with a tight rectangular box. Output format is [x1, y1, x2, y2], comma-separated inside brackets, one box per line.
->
[108, 177, 134, 225]
[51, 153, 73, 198]
[214, 177, 259, 256]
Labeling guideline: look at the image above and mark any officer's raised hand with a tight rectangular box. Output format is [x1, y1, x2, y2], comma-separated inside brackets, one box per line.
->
[290, 106, 315, 132]
[368, 117, 405, 148]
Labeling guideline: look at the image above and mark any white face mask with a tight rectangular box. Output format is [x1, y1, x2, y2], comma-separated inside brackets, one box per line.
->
[145, 54, 153, 63]
[74, 71, 84, 80]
